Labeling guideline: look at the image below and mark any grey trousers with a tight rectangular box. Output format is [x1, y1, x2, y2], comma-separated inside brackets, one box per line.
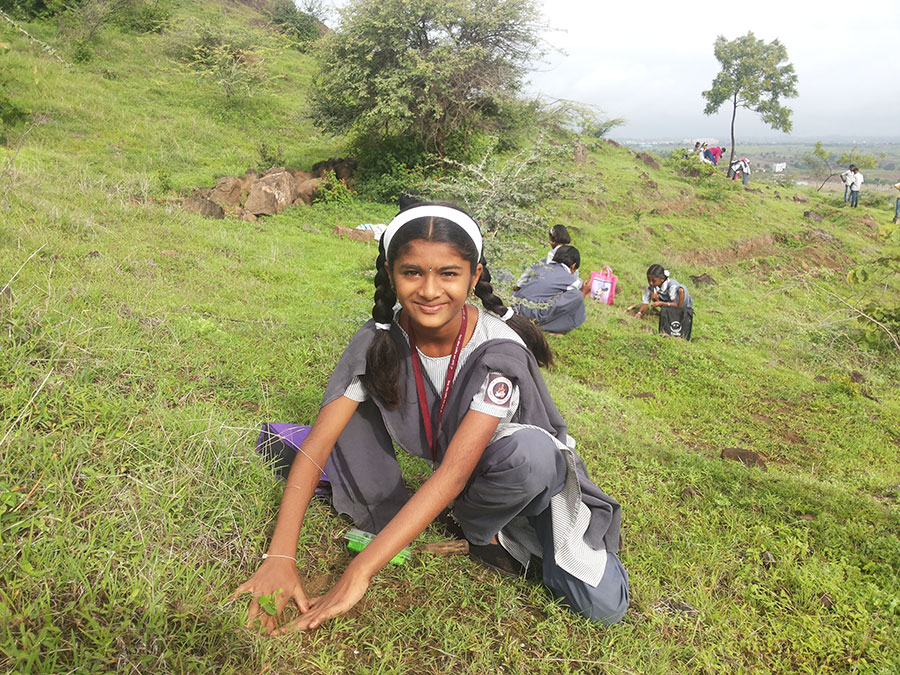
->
[532, 508, 630, 625]
[327, 421, 629, 624]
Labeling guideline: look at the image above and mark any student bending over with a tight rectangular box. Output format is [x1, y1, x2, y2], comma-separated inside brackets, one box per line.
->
[234, 204, 629, 633]
[634, 264, 693, 340]
[512, 245, 587, 334]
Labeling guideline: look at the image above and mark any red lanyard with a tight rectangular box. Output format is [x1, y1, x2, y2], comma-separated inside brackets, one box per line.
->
[407, 306, 468, 462]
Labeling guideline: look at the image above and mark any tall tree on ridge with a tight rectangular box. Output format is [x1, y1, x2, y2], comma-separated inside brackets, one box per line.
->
[702, 32, 798, 169]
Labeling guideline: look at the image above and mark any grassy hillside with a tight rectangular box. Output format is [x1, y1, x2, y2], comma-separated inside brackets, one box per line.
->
[2, 3, 899, 673]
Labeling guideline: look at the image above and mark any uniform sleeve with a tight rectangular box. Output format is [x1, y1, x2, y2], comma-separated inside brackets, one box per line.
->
[641, 287, 651, 304]
[343, 375, 369, 402]
[566, 276, 584, 292]
[470, 371, 519, 419]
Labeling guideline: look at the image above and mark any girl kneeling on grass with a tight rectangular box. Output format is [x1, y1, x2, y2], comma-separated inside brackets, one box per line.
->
[634, 264, 693, 340]
[233, 203, 629, 631]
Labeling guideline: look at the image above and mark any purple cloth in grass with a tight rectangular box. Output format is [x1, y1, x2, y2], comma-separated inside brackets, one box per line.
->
[255, 423, 328, 488]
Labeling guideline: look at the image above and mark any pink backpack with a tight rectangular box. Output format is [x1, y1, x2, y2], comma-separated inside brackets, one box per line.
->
[588, 266, 617, 305]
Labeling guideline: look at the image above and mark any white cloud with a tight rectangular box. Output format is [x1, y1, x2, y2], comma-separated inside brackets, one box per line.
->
[529, 0, 900, 138]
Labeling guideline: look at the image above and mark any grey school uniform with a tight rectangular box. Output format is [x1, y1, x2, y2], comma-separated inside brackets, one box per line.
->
[641, 277, 692, 308]
[643, 278, 693, 339]
[513, 261, 586, 334]
[322, 310, 628, 624]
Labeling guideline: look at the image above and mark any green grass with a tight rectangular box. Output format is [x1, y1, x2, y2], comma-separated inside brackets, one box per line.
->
[2, 3, 900, 673]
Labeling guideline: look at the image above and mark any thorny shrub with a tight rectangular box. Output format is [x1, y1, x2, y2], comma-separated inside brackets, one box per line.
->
[415, 136, 576, 235]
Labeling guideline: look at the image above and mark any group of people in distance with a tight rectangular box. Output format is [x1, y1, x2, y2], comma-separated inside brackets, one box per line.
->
[511, 224, 693, 341]
[690, 141, 750, 185]
[841, 164, 865, 208]
[692, 141, 726, 167]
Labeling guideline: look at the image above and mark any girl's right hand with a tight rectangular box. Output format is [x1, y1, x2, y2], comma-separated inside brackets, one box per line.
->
[231, 558, 310, 633]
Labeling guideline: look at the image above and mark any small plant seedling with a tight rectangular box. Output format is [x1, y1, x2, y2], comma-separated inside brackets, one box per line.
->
[257, 589, 283, 616]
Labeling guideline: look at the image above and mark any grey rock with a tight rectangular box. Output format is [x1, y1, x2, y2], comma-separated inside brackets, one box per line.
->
[803, 210, 824, 223]
[805, 228, 837, 243]
[245, 170, 299, 216]
[183, 197, 225, 219]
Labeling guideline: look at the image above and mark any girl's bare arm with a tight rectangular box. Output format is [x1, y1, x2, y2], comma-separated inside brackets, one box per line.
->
[281, 408, 501, 631]
[232, 395, 359, 631]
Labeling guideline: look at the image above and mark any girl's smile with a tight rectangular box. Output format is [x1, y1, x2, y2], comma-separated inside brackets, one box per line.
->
[389, 240, 482, 350]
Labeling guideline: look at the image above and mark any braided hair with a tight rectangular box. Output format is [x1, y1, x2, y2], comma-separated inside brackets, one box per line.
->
[361, 203, 553, 408]
[646, 264, 667, 280]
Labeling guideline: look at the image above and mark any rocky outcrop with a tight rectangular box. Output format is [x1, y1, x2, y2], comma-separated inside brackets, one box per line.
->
[181, 158, 356, 219]
[208, 176, 246, 207]
[635, 152, 660, 170]
[244, 170, 299, 216]
[803, 210, 824, 223]
[293, 178, 322, 206]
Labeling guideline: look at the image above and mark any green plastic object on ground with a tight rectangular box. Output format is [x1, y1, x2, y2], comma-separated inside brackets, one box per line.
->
[344, 528, 411, 565]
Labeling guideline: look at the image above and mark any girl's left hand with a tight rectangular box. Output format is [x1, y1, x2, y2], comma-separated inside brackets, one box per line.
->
[273, 568, 370, 633]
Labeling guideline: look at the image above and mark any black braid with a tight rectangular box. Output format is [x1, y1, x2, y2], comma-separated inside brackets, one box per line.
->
[473, 257, 553, 367]
[361, 240, 402, 407]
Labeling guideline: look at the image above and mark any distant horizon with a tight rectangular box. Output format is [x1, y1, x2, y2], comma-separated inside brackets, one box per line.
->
[607, 135, 900, 145]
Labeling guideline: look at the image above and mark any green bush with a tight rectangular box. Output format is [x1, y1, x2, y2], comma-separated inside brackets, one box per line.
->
[170, 23, 266, 101]
[268, 0, 319, 50]
[354, 159, 425, 204]
[0, 0, 72, 19]
[115, 0, 171, 33]
[416, 136, 576, 234]
[664, 147, 720, 180]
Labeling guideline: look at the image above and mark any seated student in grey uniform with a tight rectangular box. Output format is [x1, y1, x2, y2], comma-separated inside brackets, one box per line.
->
[633, 264, 693, 340]
[512, 245, 587, 334]
[233, 204, 629, 633]
[513, 224, 573, 293]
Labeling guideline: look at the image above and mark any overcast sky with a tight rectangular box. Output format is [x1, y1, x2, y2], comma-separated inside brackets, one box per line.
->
[527, 0, 900, 142]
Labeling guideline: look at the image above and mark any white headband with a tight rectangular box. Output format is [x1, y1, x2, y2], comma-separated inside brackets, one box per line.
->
[382, 205, 483, 260]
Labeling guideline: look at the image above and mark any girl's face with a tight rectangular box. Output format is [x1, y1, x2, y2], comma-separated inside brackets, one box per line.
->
[389, 239, 482, 334]
[648, 275, 666, 288]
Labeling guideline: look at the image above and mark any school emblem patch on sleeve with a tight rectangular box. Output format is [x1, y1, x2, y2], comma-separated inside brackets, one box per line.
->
[484, 374, 513, 407]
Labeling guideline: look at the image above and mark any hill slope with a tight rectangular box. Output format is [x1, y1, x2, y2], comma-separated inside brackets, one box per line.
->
[1, 3, 899, 672]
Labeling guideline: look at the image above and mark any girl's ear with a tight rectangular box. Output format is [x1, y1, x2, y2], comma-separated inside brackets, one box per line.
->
[470, 263, 484, 293]
[384, 259, 393, 287]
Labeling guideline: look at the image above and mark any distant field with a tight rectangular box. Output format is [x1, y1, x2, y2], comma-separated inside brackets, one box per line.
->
[624, 141, 900, 192]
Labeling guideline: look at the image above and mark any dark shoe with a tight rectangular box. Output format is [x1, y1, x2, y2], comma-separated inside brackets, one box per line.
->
[434, 508, 465, 539]
[468, 542, 526, 578]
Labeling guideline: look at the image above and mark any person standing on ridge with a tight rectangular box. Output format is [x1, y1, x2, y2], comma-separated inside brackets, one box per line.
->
[893, 181, 900, 223]
[847, 165, 864, 208]
[840, 164, 857, 203]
